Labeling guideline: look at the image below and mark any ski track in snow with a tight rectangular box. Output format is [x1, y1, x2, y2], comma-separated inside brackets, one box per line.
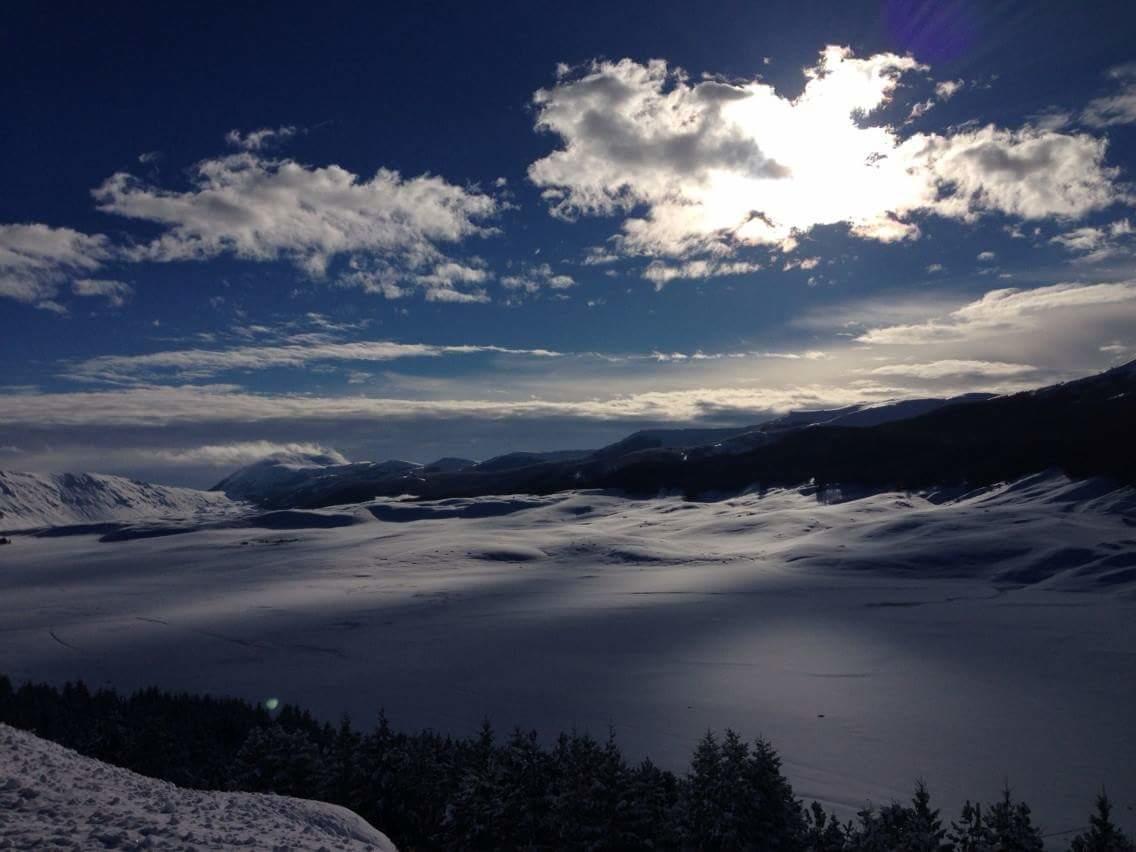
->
[0, 723, 397, 851]
[1, 471, 1135, 835]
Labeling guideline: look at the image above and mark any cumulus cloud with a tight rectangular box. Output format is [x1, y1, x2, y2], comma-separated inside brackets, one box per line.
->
[72, 278, 134, 307]
[92, 152, 499, 297]
[0, 224, 109, 308]
[528, 46, 1122, 265]
[1082, 63, 1136, 128]
[857, 280, 1136, 344]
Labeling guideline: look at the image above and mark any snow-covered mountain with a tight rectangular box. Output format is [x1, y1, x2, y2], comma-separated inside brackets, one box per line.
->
[0, 470, 241, 532]
[0, 723, 397, 851]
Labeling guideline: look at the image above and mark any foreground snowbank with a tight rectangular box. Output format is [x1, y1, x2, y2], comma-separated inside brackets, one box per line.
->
[0, 723, 397, 851]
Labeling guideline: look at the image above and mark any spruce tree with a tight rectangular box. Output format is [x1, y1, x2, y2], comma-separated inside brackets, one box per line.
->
[1070, 793, 1135, 852]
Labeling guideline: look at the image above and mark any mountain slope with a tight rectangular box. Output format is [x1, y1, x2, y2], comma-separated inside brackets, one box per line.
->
[600, 360, 1136, 496]
[0, 470, 240, 532]
[0, 723, 397, 851]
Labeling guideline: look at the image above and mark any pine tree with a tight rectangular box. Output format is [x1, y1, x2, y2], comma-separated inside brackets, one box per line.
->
[1070, 793, 1135, 852]
[741, 736, 806, 850]
[949, 800, 987, 852]
[804, 800, 849, 851]
[983, 787, 1045, 852]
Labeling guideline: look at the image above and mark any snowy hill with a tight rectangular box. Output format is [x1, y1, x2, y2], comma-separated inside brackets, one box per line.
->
[0, 470, 241, 532]
[213, 452, 423, 509]
[0, 723, 397, 851]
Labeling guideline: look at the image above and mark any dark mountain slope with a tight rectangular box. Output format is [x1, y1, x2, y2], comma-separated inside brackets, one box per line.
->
[598, 362, 1136, 496]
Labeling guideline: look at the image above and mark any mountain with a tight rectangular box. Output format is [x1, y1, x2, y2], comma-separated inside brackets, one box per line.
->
[473, 449, 593, 472]
[211, 384, 1061, 509]
[598, 361, 1136, 496]
[213, 453, 424, 509]
[0, 723, 397, 851]
[0, 470, 239, 532]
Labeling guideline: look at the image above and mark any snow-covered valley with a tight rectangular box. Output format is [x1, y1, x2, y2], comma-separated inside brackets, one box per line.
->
[1, 471, 1134, 837]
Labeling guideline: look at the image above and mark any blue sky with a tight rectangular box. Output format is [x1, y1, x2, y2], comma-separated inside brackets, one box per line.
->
[3, 0, 1136, 485]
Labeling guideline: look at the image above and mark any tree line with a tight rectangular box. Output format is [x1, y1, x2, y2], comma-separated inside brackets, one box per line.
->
[0, 676, 1130, 851]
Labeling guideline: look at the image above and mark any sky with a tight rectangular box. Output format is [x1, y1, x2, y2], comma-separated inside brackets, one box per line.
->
[3, 0, 1136, 486]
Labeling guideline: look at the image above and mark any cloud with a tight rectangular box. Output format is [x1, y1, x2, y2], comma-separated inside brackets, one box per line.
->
[977, 250, 996, 262]
[500, 262, 576, 294]
[857, 280, 1136, 344]
[913, 124, 1119, 221]
[1050, 219, 1132, 261]
[153, 441, 347, 466]
[0, 224, 109, 308]
[64, 338, 564, 384]
[934, 79, 964, 100]
[72, 278, 134, 307]
[225, 126, 298, 150]
[1082, 63, 1136, 128]
[866, 359, 1038, 379]
[0, 381, 913, 430]
[528, 46, 1122, 263]
[642, 258, 762, 288]
[92, 152, 499, 292]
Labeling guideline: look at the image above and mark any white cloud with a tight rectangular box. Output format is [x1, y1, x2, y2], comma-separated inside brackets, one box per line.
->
[92, 153, 499, 293]
[501, 262, 576, 293]
[857, 280, 1136, 344]
[642, 258, 761, 288]
[934, 79, 963, 100]
[1082, 63, 1136, 128]
[926, 263, 944, 273]
[64, 338, 564, 384]
[0, 382, 911, 429]
[72, 278, 134, 307]
[867, 359, 1037, 379]
[977, 250, 996, 262]
[153, 440, 346, 466]
[0, 224, 109, 308]
[528, 47, 1122, 263]
[1050, 219, 1132, 262]
[225, 126, 297, 151]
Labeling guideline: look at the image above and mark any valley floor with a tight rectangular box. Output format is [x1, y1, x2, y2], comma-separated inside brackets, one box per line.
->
[1, 472, 1134, 836]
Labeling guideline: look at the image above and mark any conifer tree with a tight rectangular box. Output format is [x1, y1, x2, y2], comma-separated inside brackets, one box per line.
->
[1070, 793, 1135, 852]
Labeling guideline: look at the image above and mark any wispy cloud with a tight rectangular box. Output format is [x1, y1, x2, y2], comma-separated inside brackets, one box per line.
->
[64, 339, 564, 384]
[857, 281, 1136, 344]
[72, 278, 134, 307]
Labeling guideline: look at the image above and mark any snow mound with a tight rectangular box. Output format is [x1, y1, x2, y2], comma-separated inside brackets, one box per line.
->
[0, 470, 241, 532]
[0, 723, 397, 851]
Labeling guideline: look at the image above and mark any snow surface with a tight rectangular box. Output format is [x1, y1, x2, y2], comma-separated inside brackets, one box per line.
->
[0, 470, 242, 532]
[0, 723, 397, 851]
[1, 472, 1134, 836]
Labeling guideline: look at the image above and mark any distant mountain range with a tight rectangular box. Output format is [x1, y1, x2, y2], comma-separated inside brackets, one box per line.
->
[207, 361, 1135, 508]
[2, 362, 1133, 525]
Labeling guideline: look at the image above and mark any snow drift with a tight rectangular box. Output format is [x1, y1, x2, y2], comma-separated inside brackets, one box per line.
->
[0, 723, 397, 851]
